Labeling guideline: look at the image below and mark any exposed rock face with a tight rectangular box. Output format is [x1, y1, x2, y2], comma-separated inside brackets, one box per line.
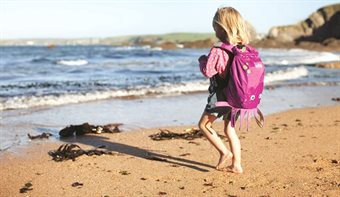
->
[253, 3, 340, 51]
[268, 3, 340, 42]
[105, 4, 340, 51]
[297, 11, 340, 42]
[316, 61, 340, 69]
[251, 37, 340, 51]
[268, 25, 305, 42]
[157, 41, 179, 50]
[181, 39, 215, 49]
[251, 38, 296, 49]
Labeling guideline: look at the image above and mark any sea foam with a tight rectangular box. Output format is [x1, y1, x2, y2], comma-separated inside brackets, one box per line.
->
[264, 66, 308, 84]
[56, 59, 88, 66]
[0, 81, 210, 110]
[262, 49, 340, 66]
[0, 66, 312, 111]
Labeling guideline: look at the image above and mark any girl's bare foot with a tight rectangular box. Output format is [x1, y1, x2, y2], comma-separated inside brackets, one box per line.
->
[224, 165, 243, 174]
[216, 152, 233, 170]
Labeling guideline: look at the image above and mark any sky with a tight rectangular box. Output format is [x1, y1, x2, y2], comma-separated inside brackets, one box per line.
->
[0, 0, 339, 39]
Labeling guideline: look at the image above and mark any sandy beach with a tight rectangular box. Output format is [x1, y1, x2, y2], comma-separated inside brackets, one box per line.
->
[0, 105, 339, 196]
[1, 1, 339, 196]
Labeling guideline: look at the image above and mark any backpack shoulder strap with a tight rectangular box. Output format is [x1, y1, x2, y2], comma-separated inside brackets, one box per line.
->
[213, 42, 234, 52]
[213, 42, 234, 79]
[213, 42, 235, 61]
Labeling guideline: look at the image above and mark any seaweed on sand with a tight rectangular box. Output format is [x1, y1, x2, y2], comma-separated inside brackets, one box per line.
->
[71, 182, 84, 187]
[149, 128, 225, 141]
[59, 123, 123, 137]
[19, 182, 33, 193]
[48, 144, 113, 162]
[27, 132, 53, 140]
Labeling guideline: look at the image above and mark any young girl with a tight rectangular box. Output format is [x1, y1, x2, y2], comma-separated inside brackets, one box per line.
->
[198, 7, 250, 174]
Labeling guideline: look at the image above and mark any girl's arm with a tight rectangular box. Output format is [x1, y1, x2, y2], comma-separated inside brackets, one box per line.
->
[199, 48, 229, 78]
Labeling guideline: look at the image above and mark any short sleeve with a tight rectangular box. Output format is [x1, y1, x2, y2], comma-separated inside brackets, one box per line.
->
[199, 47, 229, 78]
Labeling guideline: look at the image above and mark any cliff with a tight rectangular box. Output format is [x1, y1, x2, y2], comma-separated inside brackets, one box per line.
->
[268, 3, 340, 42]
[251, 3, 340, 51]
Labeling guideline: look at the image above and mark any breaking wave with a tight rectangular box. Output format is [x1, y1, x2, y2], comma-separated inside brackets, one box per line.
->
[1, 46, 339, 111]
[262, 49, 340, 66]
[56, 59, 88, 66]
[0, 81, 210, 110]
[264, 66, 308, 84]
[0, 66, 314, 111]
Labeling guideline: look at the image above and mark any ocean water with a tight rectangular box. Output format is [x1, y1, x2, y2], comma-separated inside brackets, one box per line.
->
[0, 45, 340, 152]
[0, 45, 339, 111]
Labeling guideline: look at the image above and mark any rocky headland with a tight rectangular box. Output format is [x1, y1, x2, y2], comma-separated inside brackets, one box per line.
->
[252, 3, 340, 52]
[123, 3, 340, 53]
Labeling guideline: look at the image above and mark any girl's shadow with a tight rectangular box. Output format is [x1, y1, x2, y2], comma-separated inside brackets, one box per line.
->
[60, 134, 214, 172]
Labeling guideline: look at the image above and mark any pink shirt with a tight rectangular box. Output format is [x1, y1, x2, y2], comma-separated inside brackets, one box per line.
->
[199, 47, 230, 79]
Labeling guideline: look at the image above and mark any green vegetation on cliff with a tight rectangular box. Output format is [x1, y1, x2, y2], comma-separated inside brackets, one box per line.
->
[101, 32, 214, 45]
[0, 32, 215, 46]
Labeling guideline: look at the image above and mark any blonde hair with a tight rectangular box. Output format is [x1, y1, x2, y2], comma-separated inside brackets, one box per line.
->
[213, 7, 250, 45]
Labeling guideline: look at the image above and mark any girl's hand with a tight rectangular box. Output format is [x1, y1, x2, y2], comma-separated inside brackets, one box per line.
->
[198, 55, 208, 63]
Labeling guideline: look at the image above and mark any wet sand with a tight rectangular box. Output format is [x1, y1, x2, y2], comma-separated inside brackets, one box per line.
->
[0, 105, 339, 196]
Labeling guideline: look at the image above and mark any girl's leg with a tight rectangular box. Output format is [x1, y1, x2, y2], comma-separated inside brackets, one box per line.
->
[198, 112, 232, 169]
[224, 120, 243, 173]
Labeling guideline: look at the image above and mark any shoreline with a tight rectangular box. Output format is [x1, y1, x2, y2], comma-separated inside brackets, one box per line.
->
[0, 105, 339, 196]
[1, 85, 340, 152]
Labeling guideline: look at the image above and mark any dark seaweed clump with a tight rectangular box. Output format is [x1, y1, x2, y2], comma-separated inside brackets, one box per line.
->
[48, 144, 113, 162]
[149, 129, 225, 141]
[59, 123, 122, 137]
[27, 132, 53, 140]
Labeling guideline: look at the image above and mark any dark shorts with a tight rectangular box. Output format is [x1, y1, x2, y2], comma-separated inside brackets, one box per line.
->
[204, 89, 231, 120]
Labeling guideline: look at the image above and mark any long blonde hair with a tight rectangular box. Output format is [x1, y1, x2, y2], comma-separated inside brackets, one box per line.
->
[213, 7, 250, 45]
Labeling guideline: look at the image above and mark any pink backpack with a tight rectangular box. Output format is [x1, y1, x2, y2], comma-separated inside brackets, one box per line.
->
[214, 42, 265, 130]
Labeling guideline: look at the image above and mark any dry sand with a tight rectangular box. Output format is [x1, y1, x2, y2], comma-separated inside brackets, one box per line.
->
[0, 106, 339, 196]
